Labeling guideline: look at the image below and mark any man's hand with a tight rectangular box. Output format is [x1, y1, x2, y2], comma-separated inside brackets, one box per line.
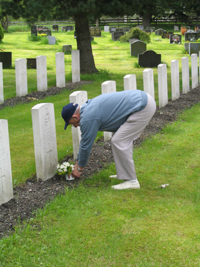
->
[72, 161, 84, 178]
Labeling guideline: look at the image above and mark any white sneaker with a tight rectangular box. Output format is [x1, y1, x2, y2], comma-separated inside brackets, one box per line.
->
[109, 175, 117, 178]
[111, 180, 140, 190]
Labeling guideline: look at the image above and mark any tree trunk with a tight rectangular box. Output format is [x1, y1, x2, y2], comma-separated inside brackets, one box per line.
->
[142, 12, 151, 28]
[74, 14, 98, 74]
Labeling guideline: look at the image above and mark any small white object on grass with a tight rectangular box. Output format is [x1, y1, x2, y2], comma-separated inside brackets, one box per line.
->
[160, 184, 169, 188]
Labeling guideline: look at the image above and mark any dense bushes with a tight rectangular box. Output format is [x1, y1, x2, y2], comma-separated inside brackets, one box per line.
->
[0, 24, 4, 42]
[120, 27, 151, 43]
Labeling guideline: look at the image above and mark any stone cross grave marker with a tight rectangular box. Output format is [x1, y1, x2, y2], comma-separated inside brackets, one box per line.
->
[36, 55, 48, 92]
[31, 103, 58, 181]
[158, 64, 168, 108]
[171, 60, 180, 100]
[72, 50, 80, 83]
[143, 69, 155, 99]
[15, 58, 28, 97]
[0, 120, 13, 205]
[182, 57, 190, 94]
[123, 74, 137, 90]
[130, 40, 146, 57]
[101, 81, 116, 142]
[69, 91, 88, 160]
[0, 63, 3, 104]
[56, 52, 65, 88]
[138, 50, 161, 68]
[191, 54, 198, 89]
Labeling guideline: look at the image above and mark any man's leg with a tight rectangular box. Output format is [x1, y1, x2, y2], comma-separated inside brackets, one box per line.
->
[111, 93, 156, 189]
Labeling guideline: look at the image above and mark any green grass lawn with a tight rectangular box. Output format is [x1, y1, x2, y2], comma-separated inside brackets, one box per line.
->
[1, 104, 200, 266]
[0, 28, 192, 185]
[1, 27, 200, 266]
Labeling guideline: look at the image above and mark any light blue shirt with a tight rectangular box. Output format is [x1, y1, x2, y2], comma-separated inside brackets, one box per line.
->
[77, 90, 147, 167]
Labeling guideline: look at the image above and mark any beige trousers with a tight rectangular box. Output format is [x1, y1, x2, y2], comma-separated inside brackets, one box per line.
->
[111, 93, 156, 181]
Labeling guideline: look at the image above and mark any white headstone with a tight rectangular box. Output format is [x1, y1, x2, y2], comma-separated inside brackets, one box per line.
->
[104, 26, 109, 32]
[191, 53, 198, 89]
[15, 58, 28, 97]
[56, 52, 65, 88]
[143, 69, 155, 99]
[0, 63, 3, 104]
[123, 74, 137, 90]
[72, 50, 80, 83]
[171, 60, 180, 100]
[69, 91, 88, 160]
[158, 64, 168, 108]
[182, 57, 190, 94]
[101, 81, 116, 141]
[48, 36, 56, 45]
[31, 103, 58, 181]
[36, 55, 48, 92]
[0, 120, 13, 205]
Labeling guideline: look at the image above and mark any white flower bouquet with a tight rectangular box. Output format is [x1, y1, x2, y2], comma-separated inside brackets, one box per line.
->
[57, 162, 75, 180]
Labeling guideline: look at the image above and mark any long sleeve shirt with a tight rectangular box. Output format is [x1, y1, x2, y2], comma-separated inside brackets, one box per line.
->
[77, 90, 148, 167]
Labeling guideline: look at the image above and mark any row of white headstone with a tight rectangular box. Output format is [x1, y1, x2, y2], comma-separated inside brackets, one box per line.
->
[0, 50, 80, 104]
[0, 53, 199, 205]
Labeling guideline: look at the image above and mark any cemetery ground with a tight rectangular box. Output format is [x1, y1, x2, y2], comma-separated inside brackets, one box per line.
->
[0, 27, 200, 265]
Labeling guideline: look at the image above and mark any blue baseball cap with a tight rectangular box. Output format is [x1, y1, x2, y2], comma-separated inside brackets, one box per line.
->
[61, 103, 78, 130]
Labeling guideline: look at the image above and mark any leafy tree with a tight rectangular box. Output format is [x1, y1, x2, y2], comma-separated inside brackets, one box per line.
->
[0, 23, 4, 41]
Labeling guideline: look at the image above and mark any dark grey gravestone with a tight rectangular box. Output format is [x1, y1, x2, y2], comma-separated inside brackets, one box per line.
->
[146, 27, 155, 32]
[112, 31, 124, 41]
[129, 38, 139, 43]
[0, 52, 12, 69]
[184, 43, 200, 55]
[38, 28, 51, 36]
[27, 58, 36, 69]
[110, 27, 116, 33]
[170, 34, 182, 44]
[130, 40, 146, 57]
[144, 29, 151, 33]
[162, 31, 173, 38]
[155, 28, 164, 35]
[31, 25, 37, 37]
[116, 28, 124, 32]
[138, 50, 161, 67]
[184, 32, 200, 41]
[89, 27, 101, 37]
[65, 26, 74, 31]
[52, 25, 59, 31]
[121, 27, 130, 32]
